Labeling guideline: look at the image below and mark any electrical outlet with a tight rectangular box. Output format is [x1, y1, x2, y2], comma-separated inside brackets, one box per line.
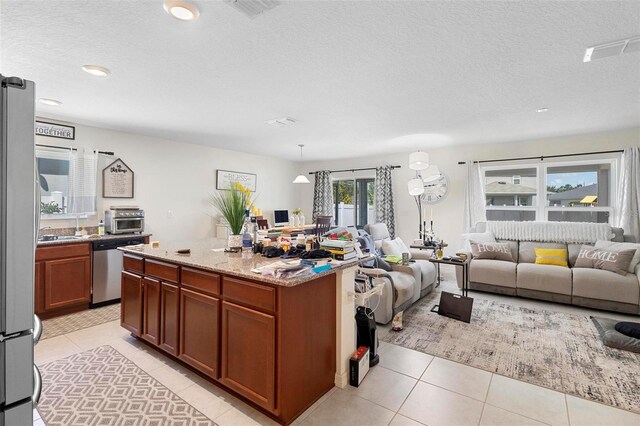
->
[167, 210, 175, 219]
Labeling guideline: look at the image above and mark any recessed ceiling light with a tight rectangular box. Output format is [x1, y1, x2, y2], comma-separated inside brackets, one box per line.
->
[163, 0, 200, 21]
[536, 108, 549, 113]
[38, 98, 62, 106]
[82, 65, 111, 77]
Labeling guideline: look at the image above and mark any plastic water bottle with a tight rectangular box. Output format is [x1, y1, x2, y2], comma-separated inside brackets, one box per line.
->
[242, 210, 252, 251]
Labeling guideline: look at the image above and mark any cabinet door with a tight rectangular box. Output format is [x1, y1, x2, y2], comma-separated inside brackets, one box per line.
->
[221, 301, 276, 412]
[179, 288, 219, 379]
[34, 262, 44, 315]
[121, 271, 143, 336]
[142, 277, 161, 346]
[43, 256, 91, 311]
[159, 282, 180, 355]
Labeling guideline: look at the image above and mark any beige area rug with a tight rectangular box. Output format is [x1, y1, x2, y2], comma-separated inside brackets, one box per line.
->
[41, 304, 121, 340]
[38, 345, 216, 426]
[379, 285, 640, 414]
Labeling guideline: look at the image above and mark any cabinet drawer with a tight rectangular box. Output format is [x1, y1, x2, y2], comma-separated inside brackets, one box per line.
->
[36, 243, 90, 261]
[123, 254, 144, 274]
[145, 259, 179, 283]
[222, 277, 276, 313]
[182, 267, 220, 296]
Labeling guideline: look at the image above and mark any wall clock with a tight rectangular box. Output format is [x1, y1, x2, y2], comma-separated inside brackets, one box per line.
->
[420, 172, 448, 204]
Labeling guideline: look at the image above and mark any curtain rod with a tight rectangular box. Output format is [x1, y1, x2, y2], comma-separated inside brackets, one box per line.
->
[36, 143, 115, 156]
[308, 165, 401, 175]
[457, 149, 624, 165]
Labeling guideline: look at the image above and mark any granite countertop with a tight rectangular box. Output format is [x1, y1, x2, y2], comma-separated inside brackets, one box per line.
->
[119, 240, 359, 287]
[37, 233, 153, 247]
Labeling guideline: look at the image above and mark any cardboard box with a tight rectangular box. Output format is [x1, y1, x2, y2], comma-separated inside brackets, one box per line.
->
[349, 346, 370, 387]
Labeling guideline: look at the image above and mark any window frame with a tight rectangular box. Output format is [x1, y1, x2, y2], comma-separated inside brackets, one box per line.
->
[482, 156, 618, 223]
[332, 176, 375, 229]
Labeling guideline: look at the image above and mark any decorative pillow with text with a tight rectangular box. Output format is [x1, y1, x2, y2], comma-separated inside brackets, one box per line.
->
[574, 245, 636, 276]
[470, 242, 514, 262]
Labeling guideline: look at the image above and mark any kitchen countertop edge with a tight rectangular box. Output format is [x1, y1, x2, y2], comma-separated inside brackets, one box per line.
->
[118, 245, 359, 287]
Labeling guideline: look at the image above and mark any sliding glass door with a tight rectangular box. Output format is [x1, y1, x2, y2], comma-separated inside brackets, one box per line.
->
[333, 178, 374, 228]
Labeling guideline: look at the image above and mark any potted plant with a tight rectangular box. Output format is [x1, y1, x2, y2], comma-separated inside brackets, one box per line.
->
[210, 183, 255, 249]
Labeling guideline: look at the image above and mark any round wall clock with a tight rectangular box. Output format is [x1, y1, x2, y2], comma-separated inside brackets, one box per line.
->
[420, 173, 448, 204]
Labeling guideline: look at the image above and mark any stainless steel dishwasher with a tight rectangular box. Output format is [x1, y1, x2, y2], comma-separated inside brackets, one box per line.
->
[91, 237, 145, 308]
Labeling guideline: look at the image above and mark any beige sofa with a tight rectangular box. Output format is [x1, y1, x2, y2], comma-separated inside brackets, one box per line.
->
[457, 222, 640, 315]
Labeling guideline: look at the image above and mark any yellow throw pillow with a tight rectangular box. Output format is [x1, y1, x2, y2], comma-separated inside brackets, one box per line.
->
[535, 248, 568, 267]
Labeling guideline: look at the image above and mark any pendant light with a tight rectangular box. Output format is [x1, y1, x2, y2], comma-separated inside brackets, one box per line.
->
[409, 151, 429, 170]
[293, 144, 311, 184]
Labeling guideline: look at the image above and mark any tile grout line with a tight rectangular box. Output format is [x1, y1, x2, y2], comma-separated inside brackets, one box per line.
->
[390, 371, 424, 425]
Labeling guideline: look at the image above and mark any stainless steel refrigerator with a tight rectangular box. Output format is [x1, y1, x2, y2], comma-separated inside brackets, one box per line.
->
[0, 74, 42, 425]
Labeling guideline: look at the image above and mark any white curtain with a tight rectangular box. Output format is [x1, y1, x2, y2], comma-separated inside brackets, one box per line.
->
[615, 147, 640, 240]
[68, 150, 98, 214]
[463, 161, 487, 232]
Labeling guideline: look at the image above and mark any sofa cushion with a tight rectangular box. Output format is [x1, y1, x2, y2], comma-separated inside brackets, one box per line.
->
[575, 246, 636, 276]
[534, 248, 569, 267]
[366, 223, 391, 242]
[382, 238, 411, 258]
[470, 242, 514, 262]
[519, 242, 567, 264]
[517, 263, 573, 295]
[462, 232, 496, 250]
[470, 259, 516, 288]
[496, 240, 519, 263]
[594, 241, 640, 274]
[572, 268, 640, 305]
[568, 244, 582, 267]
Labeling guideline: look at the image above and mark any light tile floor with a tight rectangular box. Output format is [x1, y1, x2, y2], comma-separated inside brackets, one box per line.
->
[33, 268, 640, 425]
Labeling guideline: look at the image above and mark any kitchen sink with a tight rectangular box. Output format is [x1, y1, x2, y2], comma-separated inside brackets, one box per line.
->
[38, 235, 82, 242]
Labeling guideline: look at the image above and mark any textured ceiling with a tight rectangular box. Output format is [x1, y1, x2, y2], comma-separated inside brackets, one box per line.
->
[2, 1, 639, 160]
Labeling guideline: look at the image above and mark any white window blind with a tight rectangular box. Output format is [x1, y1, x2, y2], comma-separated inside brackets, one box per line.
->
[68, 151, 98, 214]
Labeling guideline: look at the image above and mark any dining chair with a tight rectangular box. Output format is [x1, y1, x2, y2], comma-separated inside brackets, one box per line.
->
[257, 219, 269, 230]
[314, 216, 333, 236]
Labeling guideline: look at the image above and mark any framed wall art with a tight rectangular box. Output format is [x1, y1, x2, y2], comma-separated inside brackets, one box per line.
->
[216, 170, 257, 192]
[103, 158, 134, 198]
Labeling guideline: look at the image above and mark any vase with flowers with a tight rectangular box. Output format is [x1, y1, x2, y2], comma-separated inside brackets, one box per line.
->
[210, 183, 256, 249]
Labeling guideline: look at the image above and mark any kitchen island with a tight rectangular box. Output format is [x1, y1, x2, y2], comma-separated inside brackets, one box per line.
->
[118, 242, 358, 425]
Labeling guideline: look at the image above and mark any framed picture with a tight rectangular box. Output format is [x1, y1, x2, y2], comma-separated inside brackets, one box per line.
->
[216, 170, 257, 192]
[35, 121, 75, 140]
[103, 158, 134, 198]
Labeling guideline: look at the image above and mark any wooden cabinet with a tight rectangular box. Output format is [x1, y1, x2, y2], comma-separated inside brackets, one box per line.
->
[121, 271, 143, 336]
[142, 277, 161, 345]
[35, 243, 91, 318]
[119, 256, 336, 424]
[221, 300, 276, 411]
[179, 288, 219, 379]
[159, 282, 180, 355]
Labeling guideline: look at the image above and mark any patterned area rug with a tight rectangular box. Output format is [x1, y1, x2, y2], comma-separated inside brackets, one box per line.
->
[379, 286, 640, 414]
[38, 345, 216, 425]
[41, 304, 121, 340]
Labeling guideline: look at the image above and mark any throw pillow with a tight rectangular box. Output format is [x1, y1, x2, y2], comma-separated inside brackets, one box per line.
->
[614, 322, 640, 339]
[534, 248, 568, 267]
[381, 238, 412, 259]
[594, 240, 640, 274]
[469, 242, 514, 262]
[461, 232, 496, 251]
[575, 246, 635, 276]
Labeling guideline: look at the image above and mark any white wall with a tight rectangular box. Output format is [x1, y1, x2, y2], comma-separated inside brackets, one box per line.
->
[38, 119, 299, 244]
[297, 128, 640, 253]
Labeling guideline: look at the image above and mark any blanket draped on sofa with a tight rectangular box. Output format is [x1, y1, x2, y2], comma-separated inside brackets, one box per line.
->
[486, 221, 613, 244]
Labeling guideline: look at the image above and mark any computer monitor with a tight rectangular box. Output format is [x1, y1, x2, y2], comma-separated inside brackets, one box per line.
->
[273, 210, 289, 227]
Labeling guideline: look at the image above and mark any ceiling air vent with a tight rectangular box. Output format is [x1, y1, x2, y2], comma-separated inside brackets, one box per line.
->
[265, 117, 295, 127]
[224, 0, 280, 19]
[584, 36, 640, 62]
